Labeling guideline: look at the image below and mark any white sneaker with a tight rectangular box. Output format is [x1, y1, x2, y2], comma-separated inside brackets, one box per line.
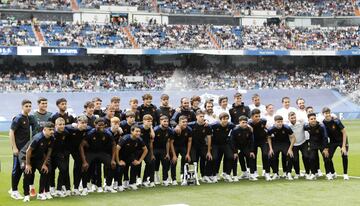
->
[10, 191, 24, 200]
[117, 186, 125, 192]
[262, 170, 266, 177]
[154, 172, 160, 185]
[210, 176, 218, 183]
[78, 182, 83, 190]
[232, 176, 239, 182]
[65, 190, 71, 197]
[45, 192, 53, 200]
[201, 176, 211, 183]
[49, 187, 56, 196]
[104, 186, 117, 193]
[254, 171, 259, 178]
[23, 195, 30, 202]
[196, 179, 201, 186]
[181, 180, 187, 186]
[113, 181, 118, 190]
[316, 169, 323, 177]
[72, 189, 81, 196]
[149, 182, 156, 188]
[172, 180, 178, 186]
[294, 174, 300, 180]
[326, 173, 334, 180]
[56, 190, 66, 198]
[249, 174, 258, 181]
[97, 187, 104, 193]
[343, 174, 349, 180]
[123, 181, 129, 189]
[224, 174, 233, 182]
[265, 173, 272, 181]
[129, 184, 138, 190]
[143, 181, 151, 187]
[37, 193, 47, 201]
[80, 189, 88, 196]
[300, 172, 305, 177]
[305, 174, 311, 180]
[89, 184, 97, 193]
[308, 174, 317, 181]
[272, 174, 280, 180]
[136, 178, 142, 186]
[332, 172, 337, 179]
[286, 173, 293, 181]
[163, 180, 170, 186]
[239, 171, 249, 179]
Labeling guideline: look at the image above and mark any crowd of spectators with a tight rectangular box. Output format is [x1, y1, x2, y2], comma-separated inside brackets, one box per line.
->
[0, 0, 71, 10]
[0, 20, 37, 46]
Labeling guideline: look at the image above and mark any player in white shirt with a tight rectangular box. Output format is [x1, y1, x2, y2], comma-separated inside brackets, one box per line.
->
[248, 94, 266, 118]
[275, 97, 297, 124]
[295, 98, 308, 123]
[204, 100, 217, 124]
[214, 96, 231, 119]
[264, 104, 276, 128]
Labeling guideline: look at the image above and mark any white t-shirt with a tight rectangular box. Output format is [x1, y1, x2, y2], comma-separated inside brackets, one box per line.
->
[214, 106, 231, 120]
[249, 104, 266, 118]
[205, 113, 218, 124]
[275, 107, 297, 124]
[296, 109, 308, 123]
[288, 121, 308, 146]
[265, 114, 275, 128]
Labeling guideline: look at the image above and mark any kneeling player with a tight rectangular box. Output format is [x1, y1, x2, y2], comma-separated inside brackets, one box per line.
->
[22, 122, 55, 202]
[322, 107, 349, 180]
[80, 118, 117, 195]
[116, 125, 148, 190]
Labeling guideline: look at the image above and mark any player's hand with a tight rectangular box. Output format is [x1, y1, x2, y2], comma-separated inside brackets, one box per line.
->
[175, 107, 181, 113]
[249, 152, 255, 159]
[185, 154, 191, 162]
[172, 156, 177, 164]
[206, 152, 212, 161]
[72, 123, 78, 127]
[12, 147, 19, 156]
[41, 164, 49, 174]
[118, 127, 123, 135]
[204, 122, 209, 127]
[234, 153, 238, 160]
[82, 162, 89, 171]
[268, 149, 274, 157]
[132, 159, 141, 166]
[287, 149, 294, 158]
[119, 160, 126, 166]
[341, 146, 347, 155]
[174, 126, 181, 135]
[151, 155, 156, 161]
[25, 164, 32, 174]
[322, 149, 329, 158]
[165, 154, 170, 160]
[111, 160, 116, 169]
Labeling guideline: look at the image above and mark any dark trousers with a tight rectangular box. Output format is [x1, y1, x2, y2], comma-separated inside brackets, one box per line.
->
[191, 146, 213, 177]
[270, 143, 293, 174]
[308, 146, 331, 175]
[118, 154, 140, 185]
[68, 150, 83, 189]
[12, 155, 23, 191]
[212, 144, 233, 175]
[170, 147, 189, 181]
[154, 149, 170, 181]
[254, 142, 270, 173]
[293, 141, 310, 174]
[233, 147, 256, 176]
[23, 160, 50, 196]
[83, 152, 113, 188]
[143, 152, 155, 182]
[328, 142, 349, 174]
[49, 153, 70, 190]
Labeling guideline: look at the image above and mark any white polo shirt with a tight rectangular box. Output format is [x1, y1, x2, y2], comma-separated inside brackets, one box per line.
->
[249, 104, 266, 118]
[275, 107, 297, 124]
[288, 121, 307, 146]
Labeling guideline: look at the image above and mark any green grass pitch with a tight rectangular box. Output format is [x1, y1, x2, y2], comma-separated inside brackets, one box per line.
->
[0, 120, 359, 206]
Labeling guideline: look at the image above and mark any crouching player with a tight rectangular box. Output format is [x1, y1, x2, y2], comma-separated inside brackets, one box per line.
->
[116, 125, 148, 190]
[22, 122, 55, 202]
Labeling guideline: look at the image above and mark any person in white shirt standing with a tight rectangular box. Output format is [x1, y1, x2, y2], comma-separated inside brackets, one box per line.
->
[204, 100, 217, 124]
[265, 104, 276, 129]
[248, 94, 266, 118]
[276, 97, 297, 124]
[295, 98, 308, 123]
[288, 112, 310, 179]
[214, 96, 231, 119]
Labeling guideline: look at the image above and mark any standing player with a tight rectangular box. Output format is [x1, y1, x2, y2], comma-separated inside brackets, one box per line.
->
[22, 122, 55, 202]
[33, 97, 52, 134]
[156, 94, 175, 125]
[230, 116, 257, 181]
[84, 101, 97, 128]
[264, 104, 275, 128]
[248, 109, 271, 181]
[140, 115, 156, 187]
[110, 96, 122, 119]
[214, 96, 230, 118]
[79, 118, 117, 195]
[295, 98, 308, 123]
[104, 105, 115, 128]
[267, 115, 295, 180]
[275, 97, 297, 124]
[49, 98, 75, 125]
[204, 100, 217, 124]
[116, 125, 148, 190]
[188, 110, 213, 183]
[322, 107, 349, 180]
[9, 99, 37, 200]
[190, 96, 201, 113]
[304, 113, 330, 180]
[124, 98, 141, 122]
[93, 97, 105, 117]
[171, 116, 192, 185]
[138, 93, 157, 123]
[288, 112, 310, 179]
[249, 94, 266, 117]
[171, 97, 196, 126]
[153, 116, 173, 186]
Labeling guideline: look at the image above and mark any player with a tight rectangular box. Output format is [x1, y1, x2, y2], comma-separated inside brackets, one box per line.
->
[138, 93, 157, 123]
[204, 100, 217, 124]
[84, 101, 97, 128]
[155, 94, 175, 125]
[249, 94, 266, 117]
[49, 98, 75, 125]
[33, 97, 52, 134]
[92, 97, 105, 117]
[140, 115, 156, 187]
[171, 97, 196, 126]
[213, 96, 231, 118]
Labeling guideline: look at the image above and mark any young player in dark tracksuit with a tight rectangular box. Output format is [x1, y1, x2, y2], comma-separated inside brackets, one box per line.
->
[49, 118, 71, 197]
[64, 115, 91, 195]
[156, 94, 175, 126]
[140, 115, 156, 187]
[171, 97, 196, 126]
[22, 122, 55, 202]
[49, 98, 75, 125]
[153, 116, 173, 186]
[188, 110, 213, 184]
[9, 99, 37, 200]
[248, 109, 272, 181]
[79, 118, 117, 196]
[137, 93, 157, 125]
[304, 113, 330, 180]
[171, 115, 192, 185]
[116, 125, 148, 190]
[229, 93, 251, 178]
[267, 115, 296, 180]
[230, 116, 257, 181]
[322, 107, 349, 180]
[210, 112, 235, 182]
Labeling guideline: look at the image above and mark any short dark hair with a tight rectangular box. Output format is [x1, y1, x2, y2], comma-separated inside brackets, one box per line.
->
[274, 115, 283, 121]
[190, 96, 201, 105]
[131, 124, 141, 132]
[125, 111, 135, 118]
[196, 109, 205, 116]
[281, 97, 290, 103]
[43, 122, 55, 128]
[234, 92, 242, 98]
[307, 113, 317, 118]
[94, 118, 105, 125]
[296, 97, 305, 105]
[92, 97, 102, 102]
[179, 115, 188, 122]
[37, 97, 47, 104]
[161, 94, 169, 100]
[84, 101, 95, 109]
[252, 94, 260, 100]
[251, 108, 261, 116]
[160, 115, 169, 121]
[288, 111, 296, 117]
[238, 115, 248, 122]
[56, 98, 67, 106]
[266, 104, 273, 109]
[142, 93, 152, 100]
[218, 96, 228, 105]
[77, 115, 88, 123]
[21, 99, 32, 106]
[322, 107, 331, 114]
[111, 96, 120, 103]
[219, 112, 229, 120]
[204, 100, 213, 109]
